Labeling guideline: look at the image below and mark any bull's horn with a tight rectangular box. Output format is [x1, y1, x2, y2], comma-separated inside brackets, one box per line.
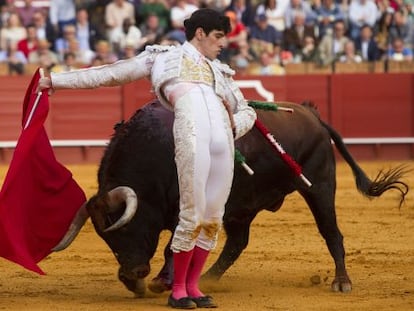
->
[52, 202, 89, 252]
[104, 186, 138, 232]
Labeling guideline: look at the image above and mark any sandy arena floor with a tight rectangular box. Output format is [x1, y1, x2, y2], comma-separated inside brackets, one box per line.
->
[1, 161, 414, 311]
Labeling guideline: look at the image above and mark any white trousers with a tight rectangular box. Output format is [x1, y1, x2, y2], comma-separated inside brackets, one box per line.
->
[168, 83, 234, 252]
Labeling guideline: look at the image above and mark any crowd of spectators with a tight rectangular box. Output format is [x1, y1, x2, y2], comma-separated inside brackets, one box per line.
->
[0, 0, 412, 76]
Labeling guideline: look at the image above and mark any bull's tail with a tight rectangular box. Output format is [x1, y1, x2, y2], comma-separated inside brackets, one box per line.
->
[320, 120, 410, 207]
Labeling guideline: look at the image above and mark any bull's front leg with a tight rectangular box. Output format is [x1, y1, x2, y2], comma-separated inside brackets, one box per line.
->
[203, 213, 256, 280]
[148, 236, 173, 293]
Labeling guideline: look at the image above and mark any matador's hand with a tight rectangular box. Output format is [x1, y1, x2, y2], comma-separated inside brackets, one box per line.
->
[36, 76, 53, 94]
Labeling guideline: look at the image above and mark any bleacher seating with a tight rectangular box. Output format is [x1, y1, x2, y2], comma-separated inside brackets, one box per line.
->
[387, 60, 414, 73]
[284, 62, 333, 75]
[334, 62, 384, 74]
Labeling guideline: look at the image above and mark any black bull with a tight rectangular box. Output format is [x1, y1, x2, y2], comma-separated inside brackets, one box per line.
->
[54, 100, 409, 297]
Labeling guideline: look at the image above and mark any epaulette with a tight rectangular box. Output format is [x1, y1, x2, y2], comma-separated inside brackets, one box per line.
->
[212, 59, 235, 76]
[145, 45, 176, 53]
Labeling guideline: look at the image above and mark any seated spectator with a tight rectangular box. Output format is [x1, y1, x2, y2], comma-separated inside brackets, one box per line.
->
[170, 0, 198, 30]
[246, 50, 285, 75]
[230, 41, 255, 73]
[402, 0, 414, 20]
[54, 24, 77, 62]
[300, 35, 321, 63]
[375, 8, 394, 55]
[49, 0, 76, 37]
[17, 24, 38, 59]
[32, 10, 57, 46]
[207, 0, 232, 12]
[138, 0, 171, 33]
[111, 17, 142, 57]
[0, 3, 10, 28]
[158, 32, 186, 46]
[90, 55, 105, 67]
[225, 0, 256, 29]
[168, 0, 198, 44]
[0, 12, 27, 51]
[120, 42, 138, 59]
[256, 0, 290, 32]
[283, 11, 316, 58]
[387, 37, 413, 60]
[348, 0, 379, 41]
[93, 39, 118, 64]
[51, 51, 79, 72]
[284, 0, 317, 29]
[313, 0, 345, 39]
[273, 42, 294, 65]
[221, 10, 248, 63]
[388, 9, 412, 48]
[318, 19, 350, 65]
[338, 40, 363, 63]
[354, 24, 381, 61]
[28, 38, 59, 71]
[138, 13, 165, 51]
[66, 38, 95, 66]
[16, 0, 39, 27]
[249, 13, 283, 58]
[75, 8, 103, 54]
[105, 0, 136, 47]
[0, 41, 27, 75]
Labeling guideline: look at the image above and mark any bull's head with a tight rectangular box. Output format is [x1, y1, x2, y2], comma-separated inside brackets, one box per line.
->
[53, 186, 153, 297]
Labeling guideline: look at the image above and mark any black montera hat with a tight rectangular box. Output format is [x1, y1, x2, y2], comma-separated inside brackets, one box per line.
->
[184, 8, 230, 37]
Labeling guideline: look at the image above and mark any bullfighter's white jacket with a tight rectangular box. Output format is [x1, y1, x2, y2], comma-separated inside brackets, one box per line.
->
[51, 41, 257, 252]
[51, 42, 256, 140]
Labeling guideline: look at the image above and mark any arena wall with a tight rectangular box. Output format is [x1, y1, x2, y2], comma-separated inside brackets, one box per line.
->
[0, 74, 413, 164]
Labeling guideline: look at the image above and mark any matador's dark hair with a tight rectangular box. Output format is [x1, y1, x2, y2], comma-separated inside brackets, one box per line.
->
[184, 8, 231, 41]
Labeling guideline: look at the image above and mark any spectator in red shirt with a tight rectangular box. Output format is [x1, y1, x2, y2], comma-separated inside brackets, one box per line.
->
[17, 23, 38, 59]
[220, 10, 248, 63]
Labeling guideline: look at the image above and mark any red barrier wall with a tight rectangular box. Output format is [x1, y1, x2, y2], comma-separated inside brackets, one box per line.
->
[1, 74, 413, 164]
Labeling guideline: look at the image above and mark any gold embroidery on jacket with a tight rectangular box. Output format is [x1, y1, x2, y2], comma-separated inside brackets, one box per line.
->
[180, 55, 214, 86]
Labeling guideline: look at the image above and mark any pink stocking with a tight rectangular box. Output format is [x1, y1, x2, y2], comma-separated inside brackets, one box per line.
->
[186, 246, 209, 298]
[172, 249, 194, 299]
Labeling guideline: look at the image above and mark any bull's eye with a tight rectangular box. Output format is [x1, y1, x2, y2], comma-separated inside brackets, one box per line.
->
[114, 252, 119, 259]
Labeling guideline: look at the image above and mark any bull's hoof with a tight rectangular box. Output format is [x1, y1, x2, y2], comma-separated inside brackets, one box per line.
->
[148, 277, 172, 294]
[331, 277, 352, 293]
[133, 279, 147, 298]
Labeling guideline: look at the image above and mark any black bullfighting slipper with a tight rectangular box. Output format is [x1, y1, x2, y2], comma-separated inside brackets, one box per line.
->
[190, 295, 218, 308]
[168, 295, 197, 309]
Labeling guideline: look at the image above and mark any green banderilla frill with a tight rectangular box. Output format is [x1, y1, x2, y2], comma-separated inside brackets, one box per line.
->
[247, 100, 294, 113]
[234, 149, 254, 175]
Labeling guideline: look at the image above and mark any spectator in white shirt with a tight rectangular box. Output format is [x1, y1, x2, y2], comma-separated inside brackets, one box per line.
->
[111, 18, 142, 57]
[348, 0, 379, 41]
[49, 0, 76, 36]
[168, 0, 199, 44]
[256, 0, 290, 32]
[105, 0, 136, 47]
[0, 12, 27, 51]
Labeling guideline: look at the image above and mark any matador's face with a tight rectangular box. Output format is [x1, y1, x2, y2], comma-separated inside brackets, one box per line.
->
[195, 29, 227, 60]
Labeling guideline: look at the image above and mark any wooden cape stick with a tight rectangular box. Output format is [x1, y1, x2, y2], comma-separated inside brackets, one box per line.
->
[24, 68, 45, 130]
